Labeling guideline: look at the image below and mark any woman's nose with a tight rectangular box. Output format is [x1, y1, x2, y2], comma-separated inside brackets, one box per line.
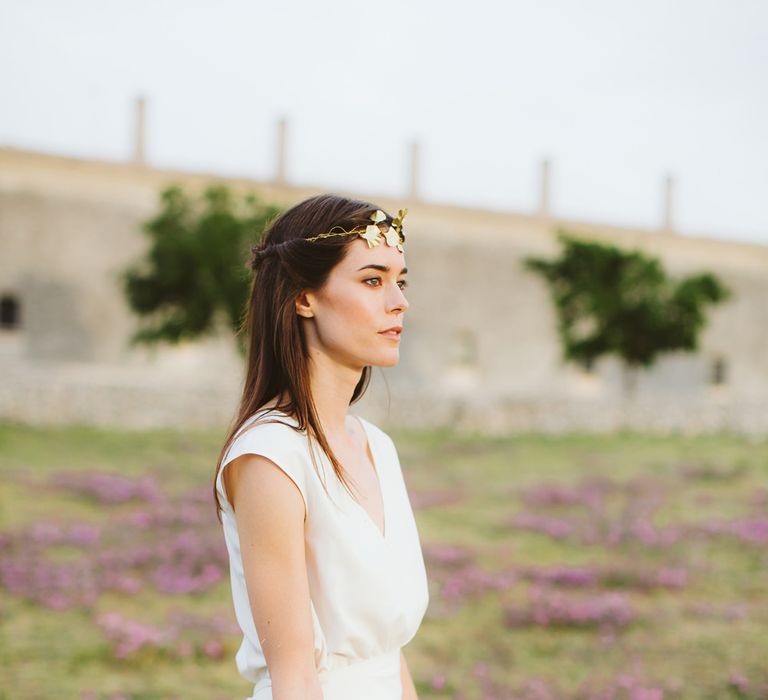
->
[389, 284, 409, 312]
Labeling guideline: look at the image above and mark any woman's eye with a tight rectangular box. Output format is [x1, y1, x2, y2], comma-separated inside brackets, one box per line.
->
[364, 278, 409, 290]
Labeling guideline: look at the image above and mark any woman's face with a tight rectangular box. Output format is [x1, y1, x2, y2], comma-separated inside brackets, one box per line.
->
[296, 237, 409, 369]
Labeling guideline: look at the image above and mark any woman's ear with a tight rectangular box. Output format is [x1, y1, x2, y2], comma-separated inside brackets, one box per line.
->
[294, 290, 315, 318]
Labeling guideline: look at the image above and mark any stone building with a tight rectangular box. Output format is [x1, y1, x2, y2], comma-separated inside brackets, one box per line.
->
[1, 146, 766, 434]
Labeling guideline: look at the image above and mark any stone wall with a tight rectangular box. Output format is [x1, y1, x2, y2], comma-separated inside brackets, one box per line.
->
[1, 147, 766, 435]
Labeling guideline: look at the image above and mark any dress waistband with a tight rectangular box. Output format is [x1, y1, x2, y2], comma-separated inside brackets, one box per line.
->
[318, 647, 401, 681]
[250, 648, 401, 699]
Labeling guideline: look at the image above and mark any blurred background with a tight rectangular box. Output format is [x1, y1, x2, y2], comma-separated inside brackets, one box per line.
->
[1, 1, 767, 698]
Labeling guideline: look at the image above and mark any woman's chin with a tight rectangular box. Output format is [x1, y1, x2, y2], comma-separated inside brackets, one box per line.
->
[369, 351, 400, 368]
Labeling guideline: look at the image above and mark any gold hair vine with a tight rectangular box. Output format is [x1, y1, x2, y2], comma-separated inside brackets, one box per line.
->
[305, 208, 407, 252]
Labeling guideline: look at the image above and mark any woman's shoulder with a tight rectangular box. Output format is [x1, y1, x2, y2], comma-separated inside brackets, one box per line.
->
[224, 409, 307, 462]
[218, 409, 313, 513]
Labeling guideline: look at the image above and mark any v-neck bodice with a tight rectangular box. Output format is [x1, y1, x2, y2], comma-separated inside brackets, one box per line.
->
[344, 415, 387, 541]
[215, 410, 430, 698]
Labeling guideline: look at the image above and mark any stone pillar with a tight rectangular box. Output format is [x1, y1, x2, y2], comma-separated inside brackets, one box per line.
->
[662, 172, 675, 232]
[275, 117, 288, 185]
[538, 157, 551, 218]
[408, 140, 421, 200]
[132, 95, 146, 166]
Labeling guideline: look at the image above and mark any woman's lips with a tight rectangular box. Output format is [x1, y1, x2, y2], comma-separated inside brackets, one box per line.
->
[379, 329, 402, 340]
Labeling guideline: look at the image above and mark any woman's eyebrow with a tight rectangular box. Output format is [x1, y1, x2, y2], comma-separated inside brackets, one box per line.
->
[356, 264, 408, 274]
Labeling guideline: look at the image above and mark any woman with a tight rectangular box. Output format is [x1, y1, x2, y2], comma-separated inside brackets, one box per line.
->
[213, 193, 430, 700]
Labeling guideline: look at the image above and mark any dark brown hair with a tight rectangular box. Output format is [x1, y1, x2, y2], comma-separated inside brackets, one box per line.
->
[213, 193, 399, 523]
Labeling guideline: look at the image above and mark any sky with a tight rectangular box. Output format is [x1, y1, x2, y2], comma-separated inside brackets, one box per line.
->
[1, 0, 767, 243]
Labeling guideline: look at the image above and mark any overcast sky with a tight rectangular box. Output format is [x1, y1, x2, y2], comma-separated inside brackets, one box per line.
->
[1, 0, 766, 243]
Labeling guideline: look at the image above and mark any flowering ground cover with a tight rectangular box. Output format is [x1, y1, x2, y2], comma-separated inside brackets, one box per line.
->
[0, 422, 766, 699]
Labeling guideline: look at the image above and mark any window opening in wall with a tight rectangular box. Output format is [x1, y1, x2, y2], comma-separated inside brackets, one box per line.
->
[710, 356, 727, 386]
[0, 295, 20, 330]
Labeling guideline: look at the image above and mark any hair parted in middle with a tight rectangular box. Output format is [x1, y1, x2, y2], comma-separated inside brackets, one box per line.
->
[213, 192, 404, 522]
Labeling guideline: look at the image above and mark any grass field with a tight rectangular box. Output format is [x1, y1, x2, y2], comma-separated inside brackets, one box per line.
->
[1, 421, 766, 699]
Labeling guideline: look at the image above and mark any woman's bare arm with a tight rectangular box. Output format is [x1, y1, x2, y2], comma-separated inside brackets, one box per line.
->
[400, 649, 419, 699]
[228, 454, 323, 700]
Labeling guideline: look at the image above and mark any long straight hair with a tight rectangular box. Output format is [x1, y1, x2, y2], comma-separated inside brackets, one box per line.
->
[213, 193, 398, 522]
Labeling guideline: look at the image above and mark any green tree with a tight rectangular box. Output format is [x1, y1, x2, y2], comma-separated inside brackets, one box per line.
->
[524, 231, 732, 395]
[121, 184, 281, 355]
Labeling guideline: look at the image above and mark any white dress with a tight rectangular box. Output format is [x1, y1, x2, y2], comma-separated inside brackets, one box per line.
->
[215, 408, 430, 700]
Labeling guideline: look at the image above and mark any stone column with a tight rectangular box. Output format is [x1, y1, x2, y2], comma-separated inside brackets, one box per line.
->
[408, 140, 421, 201]
[662, 172, 675, 233]
[275, 117, 288, 185]
[538, 157, 551, 218]
[132, 95, 146, 166]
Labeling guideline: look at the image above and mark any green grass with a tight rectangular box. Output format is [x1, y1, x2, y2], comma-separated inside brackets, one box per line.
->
[1, 421, 767, 699]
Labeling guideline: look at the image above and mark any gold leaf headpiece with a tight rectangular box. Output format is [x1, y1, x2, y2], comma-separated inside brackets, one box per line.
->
[305, 208, 407, 253]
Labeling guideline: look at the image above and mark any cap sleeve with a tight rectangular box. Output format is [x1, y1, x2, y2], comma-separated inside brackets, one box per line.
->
[216, 419, 309, 520]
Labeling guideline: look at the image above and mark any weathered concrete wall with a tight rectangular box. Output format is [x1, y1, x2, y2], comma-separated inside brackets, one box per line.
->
[1, 147, 766, 434]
